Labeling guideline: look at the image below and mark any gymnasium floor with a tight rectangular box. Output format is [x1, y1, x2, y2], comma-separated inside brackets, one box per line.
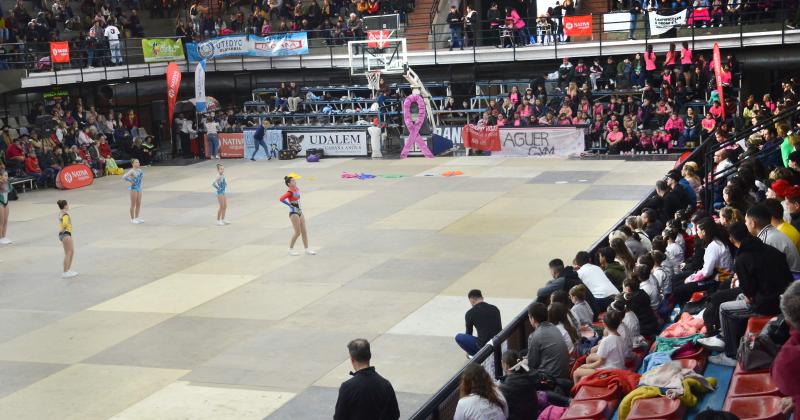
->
[0, 156, 671, 419]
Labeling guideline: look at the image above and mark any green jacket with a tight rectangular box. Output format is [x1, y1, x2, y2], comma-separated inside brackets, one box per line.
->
[604, 261, 627, 290]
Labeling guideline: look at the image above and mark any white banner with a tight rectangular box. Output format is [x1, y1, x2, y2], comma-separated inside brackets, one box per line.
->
[495, 127, 585, 157]
[194, 60, 206, 113]
[603, 12, 631, 32]
[287, 131, 368, 157]
[649, 9, 687, 36]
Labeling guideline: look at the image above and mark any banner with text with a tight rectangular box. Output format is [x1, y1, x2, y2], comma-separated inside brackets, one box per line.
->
[564, 15, 593, 36]
[495, 127, 585, 157]
[287, 131, 369, 157]
[142, 38, 185, 63]
[186, 32, 309, 62]
[50, 41, 70, 63]
[603, 12, 631, 32]
[461, 124, 501, 151]
[56, 164, 94, 189]
[648, 9, 687, 36]
[243, 129, 282, 160]
[204, 132, 246, 158]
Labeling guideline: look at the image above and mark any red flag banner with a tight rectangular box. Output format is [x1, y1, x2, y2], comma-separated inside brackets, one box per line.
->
[712, 43, 725, 120]
[166, 62, 182, 127]
[50, 41, 70, 63]
[564, 15, 593, 37]
[367, 29, 392, 48]
[461, 124, 501, 151]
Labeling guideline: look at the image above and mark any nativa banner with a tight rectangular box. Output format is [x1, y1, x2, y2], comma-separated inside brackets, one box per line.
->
[186, 32, 309, 62]
[142, 38, 185, 63]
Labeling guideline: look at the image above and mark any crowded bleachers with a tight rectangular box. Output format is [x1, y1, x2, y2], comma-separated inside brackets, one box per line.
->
[412, 73, 800, 419]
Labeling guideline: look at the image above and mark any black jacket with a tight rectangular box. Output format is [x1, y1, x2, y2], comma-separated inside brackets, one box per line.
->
[465, 301, 502, 348]
[500, 373, 539, 420]
[536, 267, 600, 319]
[734, 236, 793, 315]
[447, 11, 463, 29]
[627, 289, 659, 337]
[333, 367, 400, 420]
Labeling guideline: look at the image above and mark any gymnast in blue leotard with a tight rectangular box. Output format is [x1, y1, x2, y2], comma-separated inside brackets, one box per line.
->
[123, 159, 144, 224]
[212, 163, 228, 226]
[279, 175, 315, 256]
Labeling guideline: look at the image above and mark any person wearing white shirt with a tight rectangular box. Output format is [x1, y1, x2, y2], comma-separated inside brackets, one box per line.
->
[367, 120, 382, 158]
[453, 364, 509, 420]
[104, 24, 122, 64]
[204, 116, 221, 159]
[573, 311, 628, 383]
[574, 251, 619, 309]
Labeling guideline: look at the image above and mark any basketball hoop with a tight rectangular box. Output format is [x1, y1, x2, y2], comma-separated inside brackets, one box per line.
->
[366, 70, 382, 91]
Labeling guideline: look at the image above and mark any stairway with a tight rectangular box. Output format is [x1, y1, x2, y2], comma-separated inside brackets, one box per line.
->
[405, 0, 438, 51]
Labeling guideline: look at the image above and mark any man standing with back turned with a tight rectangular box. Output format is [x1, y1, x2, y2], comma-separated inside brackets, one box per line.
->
[334, 338, 400, 420]
[455, 289, 502, 356]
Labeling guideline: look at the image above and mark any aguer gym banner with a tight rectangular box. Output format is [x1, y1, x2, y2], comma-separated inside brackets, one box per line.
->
[142, 38, 185, 63]
[459, 126, 585, 156]
[186, 32, 309, 62]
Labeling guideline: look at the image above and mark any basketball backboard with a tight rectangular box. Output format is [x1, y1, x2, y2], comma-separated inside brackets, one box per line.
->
[347, 37, 408, 76]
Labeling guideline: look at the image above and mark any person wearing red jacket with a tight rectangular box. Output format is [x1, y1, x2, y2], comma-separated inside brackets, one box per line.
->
[772, 280, 800, 418]
[23, 151, 46, 186]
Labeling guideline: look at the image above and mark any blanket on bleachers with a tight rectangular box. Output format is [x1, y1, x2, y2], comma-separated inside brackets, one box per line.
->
[654, 334, 705, 353]
[660, 312, 707, 338]
[638, 362, 716, 396]
[571, 369, 641, 396]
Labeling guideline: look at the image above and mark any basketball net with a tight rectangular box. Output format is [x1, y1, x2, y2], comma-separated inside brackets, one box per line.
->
[366, 70, 382, 92]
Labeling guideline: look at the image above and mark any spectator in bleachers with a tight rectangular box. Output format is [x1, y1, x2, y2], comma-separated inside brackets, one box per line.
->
[454, 363, 508, 420]
[600, 246, 628, 289]
[499, 350, 538, 420]
[537, 258, 583, 304]
[549, 302, 578, 354]
[574, 251, 619, 309]
[572, 310, 627, 382]
[525, 301, 570, 380]
[745, 203, 800, 271]
[699, 221, 793, 366]
[623, 276, 660, 337]
[569, 285, 594, 326]
[773, 280, 800, 419]
[455, 289, 502, 357]
[671, 217, 734, 304]
[333, 338, 400, 420]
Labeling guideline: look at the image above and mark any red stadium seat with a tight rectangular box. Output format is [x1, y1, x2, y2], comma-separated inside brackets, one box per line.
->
[626, 397, 684, 420]
[729, 372, 781, 398]
[574, 384, 620, 412]
[746, 316, 774, 335]
[561, 400, 610, 420]
[723, 396, 785, 420]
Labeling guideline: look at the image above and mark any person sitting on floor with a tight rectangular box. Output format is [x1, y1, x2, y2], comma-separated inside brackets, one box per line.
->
[455, 289, 502, 357]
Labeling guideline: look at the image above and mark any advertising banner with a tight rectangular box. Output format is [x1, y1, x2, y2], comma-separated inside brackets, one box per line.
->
[461, 124, 501, 151]
[195, 60, 207, 113]
[141, 38, 185, 63]
[287, 131, 368, 157]
[204, 132, 246, 158]
[186, 32, 309, 62]
[50, 41, 70, 63]
[564, 15, 593, 37]
[603, 13, 631, 32]
[367, 29, 392, 48]
[56, 164, 94, 189]
[648, 9, 687, 36]
[494, 127, 585, 157]
[166, 62, 182, 128]
[433, 126, 464, 145]
[243, 128, 282, 160]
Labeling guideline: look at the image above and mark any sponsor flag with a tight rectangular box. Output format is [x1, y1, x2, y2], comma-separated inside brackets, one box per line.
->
[166, 62, 182, 129]
[50, 41, 70, 63]
[195, 60, 206, 113]
[141, 38, 185, 63]
[564, 15, 593, 37]
[56, 165, 94, 189]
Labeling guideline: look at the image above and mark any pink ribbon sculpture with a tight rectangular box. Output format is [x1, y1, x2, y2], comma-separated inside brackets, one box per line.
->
[400, 94, 434, 159]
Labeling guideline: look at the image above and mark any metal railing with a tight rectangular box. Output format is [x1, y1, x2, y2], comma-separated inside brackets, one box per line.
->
[1, 7, 797, 81]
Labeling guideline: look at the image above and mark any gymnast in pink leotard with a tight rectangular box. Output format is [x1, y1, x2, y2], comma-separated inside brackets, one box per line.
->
[280, 176, 315, 256]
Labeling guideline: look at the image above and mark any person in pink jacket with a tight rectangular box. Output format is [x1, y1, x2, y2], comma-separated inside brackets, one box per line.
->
[664, 112, 685, 146]
[644, 44, 657, 84]
[505, 6, 531, 46]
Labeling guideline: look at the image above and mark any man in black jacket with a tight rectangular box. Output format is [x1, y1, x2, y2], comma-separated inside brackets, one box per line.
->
[446, 5, 463, 51]
[654, 180, 683, 223]
[699, 222, 794, 365]
[537, 258, 600, 319]
[334, 339, 400, 420]
[455, 289, 502, 356]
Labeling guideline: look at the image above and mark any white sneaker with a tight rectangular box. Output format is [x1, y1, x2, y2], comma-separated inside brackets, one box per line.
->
[216, 220, 225, 226]
[288, 249, 300, 256]
[0, 237, 12, 245]
[709, 353, 737, 367]
[216, 155, 221, 159]
[62, 271, 78, 278]
[698, 335, 726, 351]
[223, 220, 231, 225]
[131, 219, 141, 224]
[305, 249, 317, 255]
[136, 218, 144, 223]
